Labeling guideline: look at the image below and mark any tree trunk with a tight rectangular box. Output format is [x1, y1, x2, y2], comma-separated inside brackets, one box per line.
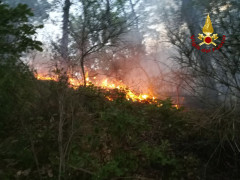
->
[58, 93, 65, 180]
[58, 2, 71, 179]
[61, 0, 71, 63]
[81, 57, 86, 86]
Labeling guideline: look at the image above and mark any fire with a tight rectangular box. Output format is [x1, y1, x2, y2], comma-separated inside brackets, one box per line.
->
[173, 104, 179, 109]
[35, 72, 179, 108]
[36, 74, 58, 81]
[98, 77, 153, 102]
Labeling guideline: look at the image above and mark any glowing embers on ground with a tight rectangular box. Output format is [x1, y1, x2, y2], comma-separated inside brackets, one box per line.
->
[35, 72, 169, 105]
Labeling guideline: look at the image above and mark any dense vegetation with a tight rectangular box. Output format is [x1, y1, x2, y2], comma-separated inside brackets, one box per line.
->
[0, 1, 240, 180]
[1, 74, 240, 179]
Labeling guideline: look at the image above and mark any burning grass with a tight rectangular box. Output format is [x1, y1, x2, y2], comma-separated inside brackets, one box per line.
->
[35, 71, 166, 105]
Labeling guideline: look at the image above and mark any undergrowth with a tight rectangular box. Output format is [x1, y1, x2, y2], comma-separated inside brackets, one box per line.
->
[0, 78, 239, 180]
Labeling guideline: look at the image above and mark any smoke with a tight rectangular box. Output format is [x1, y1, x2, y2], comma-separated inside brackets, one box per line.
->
[29, 0, 183, 104]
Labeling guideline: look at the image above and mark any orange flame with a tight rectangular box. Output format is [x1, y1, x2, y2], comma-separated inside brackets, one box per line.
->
[35, 72, 179, 108]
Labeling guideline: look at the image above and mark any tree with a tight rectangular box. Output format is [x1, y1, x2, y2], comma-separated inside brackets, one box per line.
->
[0, 1, 43, 139]
[162, 1, 240, 175]
[69, 0, 130, 85]
[60, 0, 71, 62]
[2, 0, 51, 23]
[161, 0, 240, 107]
[0, 3, 42, 60]
[0, 2, 43, 178]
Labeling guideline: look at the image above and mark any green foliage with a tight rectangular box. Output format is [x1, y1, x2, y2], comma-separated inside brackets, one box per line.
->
[0, 3, 43, 59]
[2, 0, 51, 23]
[0, 2, 44, 179]
[94, 160, 124, 180]
[1, 78, 239, 179]
[0, 2, 43, 133]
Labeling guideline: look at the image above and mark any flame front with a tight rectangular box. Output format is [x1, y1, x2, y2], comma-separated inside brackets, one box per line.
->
[35, 72, 178, 107]
[98, 76, 154, 102]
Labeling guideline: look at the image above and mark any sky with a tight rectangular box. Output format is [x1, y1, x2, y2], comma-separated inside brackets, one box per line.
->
[36, 9, 62, 45]
[36, 0, 86, 45]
